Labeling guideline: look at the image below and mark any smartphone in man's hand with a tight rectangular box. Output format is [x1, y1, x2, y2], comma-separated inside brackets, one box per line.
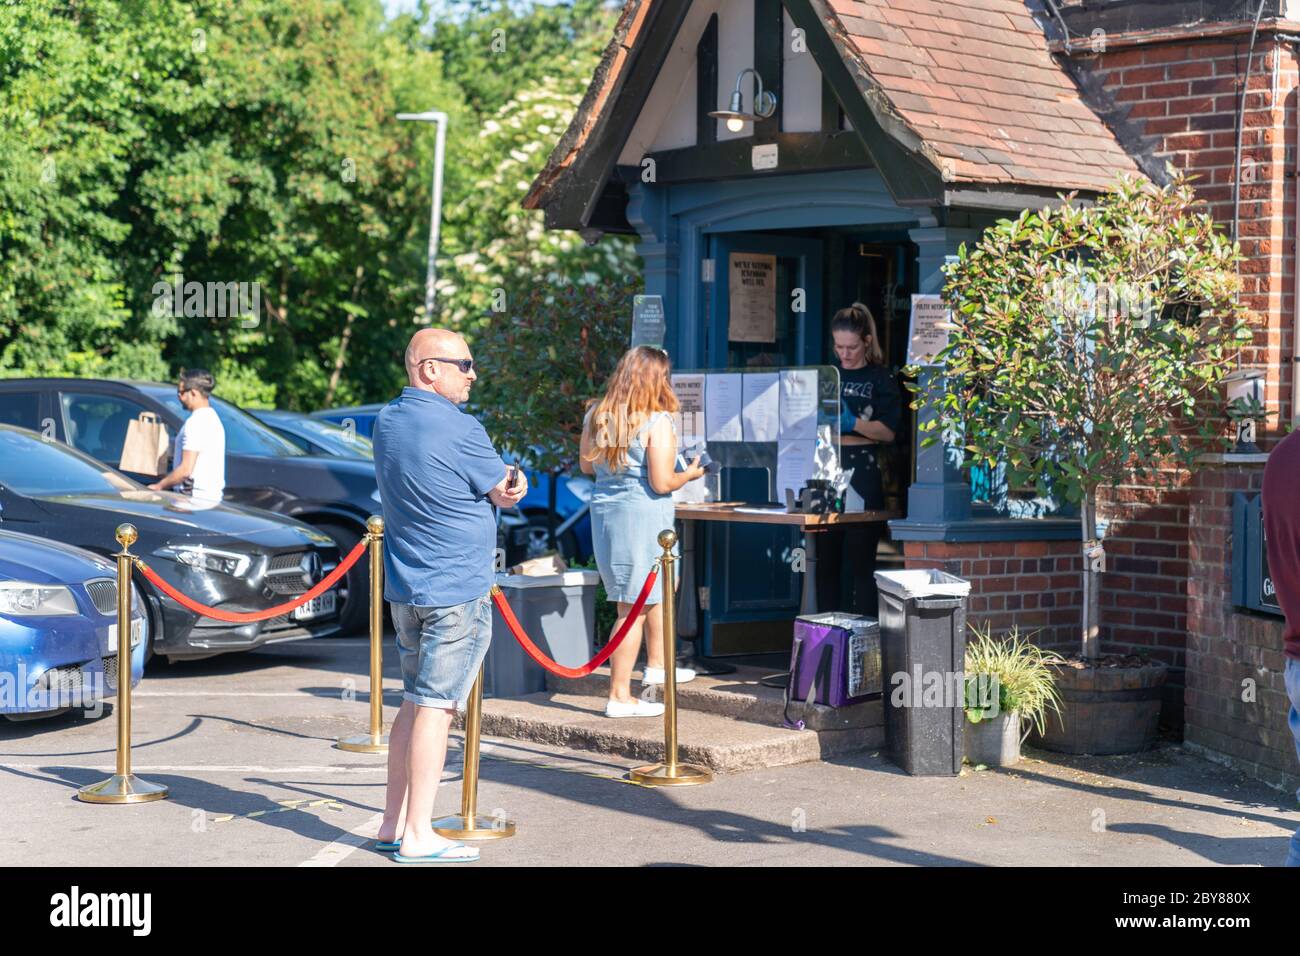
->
[508, 465, 520, 489]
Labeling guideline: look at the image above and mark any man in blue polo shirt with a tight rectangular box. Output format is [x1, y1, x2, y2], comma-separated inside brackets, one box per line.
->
[372, 327, 527, 864]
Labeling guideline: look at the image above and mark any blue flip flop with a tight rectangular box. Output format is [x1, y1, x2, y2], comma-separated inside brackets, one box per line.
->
[393, 843, 479, 864]
[374, 840, 401, 852]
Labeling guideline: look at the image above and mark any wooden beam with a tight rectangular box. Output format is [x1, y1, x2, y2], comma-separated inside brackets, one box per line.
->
[645, 130, 871, 183]
[696, 13, 718, 147]
[545, 0, 696, 230]
[820, 74, 841, 133]
[754, 0, 784, 138]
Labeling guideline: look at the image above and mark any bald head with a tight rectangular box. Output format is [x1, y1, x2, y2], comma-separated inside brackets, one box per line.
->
[404, 328, 476, 402]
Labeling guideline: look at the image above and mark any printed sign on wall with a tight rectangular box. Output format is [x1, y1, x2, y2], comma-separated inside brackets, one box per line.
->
[728, 253, 777, 343]
[630, 294, 666, 350]
[907, 294, 954, 366]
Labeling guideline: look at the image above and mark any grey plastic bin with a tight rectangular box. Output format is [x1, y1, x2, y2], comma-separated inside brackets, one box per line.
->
[873, 569, 972, 776]
[484, 570, 600, 698]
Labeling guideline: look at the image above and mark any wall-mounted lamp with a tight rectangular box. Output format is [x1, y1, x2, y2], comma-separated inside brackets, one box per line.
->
[708, 67, 777, 133]
[1224, 367, 1266, 454]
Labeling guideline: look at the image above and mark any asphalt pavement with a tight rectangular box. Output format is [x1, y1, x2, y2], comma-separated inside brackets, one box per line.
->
[1, 635, 1296, 867]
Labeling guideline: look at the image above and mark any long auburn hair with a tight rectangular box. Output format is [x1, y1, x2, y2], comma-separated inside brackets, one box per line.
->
[830, 302, 885, 366]
[583, 346, 679, 472]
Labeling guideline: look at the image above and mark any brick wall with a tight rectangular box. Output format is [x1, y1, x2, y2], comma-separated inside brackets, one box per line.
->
[1183, 459, 1296, 791]
[1078, 34, 1296, 428]
[902, 540, 1083, 650]
[1096, 477, 1193, 723]
[895, 32, 1299, 747]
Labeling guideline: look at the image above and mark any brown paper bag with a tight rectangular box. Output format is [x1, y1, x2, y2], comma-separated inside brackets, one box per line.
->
[119, 412, 170, 476]
[509, 553, 568, 577]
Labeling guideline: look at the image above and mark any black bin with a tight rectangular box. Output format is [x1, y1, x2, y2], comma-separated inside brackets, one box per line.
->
[873, 569, 971, 776]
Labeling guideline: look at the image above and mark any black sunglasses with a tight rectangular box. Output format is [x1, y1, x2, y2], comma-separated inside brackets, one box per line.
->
[419, 356, 475, 374]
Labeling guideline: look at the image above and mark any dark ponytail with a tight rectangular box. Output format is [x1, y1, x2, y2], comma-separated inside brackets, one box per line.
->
[830, 302, 884, 365]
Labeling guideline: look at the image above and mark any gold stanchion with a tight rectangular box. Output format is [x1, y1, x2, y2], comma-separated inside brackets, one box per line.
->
[433, 662, 516, 840]
[338, 515, 390, 754]
[629, 529, 712, 787]
[78, 524, 169, 804]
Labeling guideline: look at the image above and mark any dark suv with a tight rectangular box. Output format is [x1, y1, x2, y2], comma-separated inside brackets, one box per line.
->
[0, 379, 381, 633]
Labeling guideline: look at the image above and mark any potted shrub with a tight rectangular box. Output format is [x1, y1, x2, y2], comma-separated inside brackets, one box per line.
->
[922, 170, 1253, 754]
[964, 627, 1064, 766]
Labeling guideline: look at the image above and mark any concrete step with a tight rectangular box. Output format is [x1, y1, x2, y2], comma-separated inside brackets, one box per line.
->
[544, 663, 883, 734]
[459, 664, 885, 773]
[466, 690, 882, 774]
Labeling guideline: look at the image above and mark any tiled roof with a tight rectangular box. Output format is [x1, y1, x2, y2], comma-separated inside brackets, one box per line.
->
[524, 0, 1143, 216]
[819, 0, 1142, 190]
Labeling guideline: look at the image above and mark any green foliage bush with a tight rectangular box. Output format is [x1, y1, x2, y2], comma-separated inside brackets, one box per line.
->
[0, 0, 635, 413]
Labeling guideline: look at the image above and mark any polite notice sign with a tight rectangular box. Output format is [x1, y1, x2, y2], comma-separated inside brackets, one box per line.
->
[728, 253, 777, 343]
[631, 294, 666, 350]
[908, 294, 953, 366]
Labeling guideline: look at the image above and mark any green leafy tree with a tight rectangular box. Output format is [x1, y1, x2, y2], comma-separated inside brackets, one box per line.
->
[922, 172, 1252, 658]
[1, 0, 460, 408]
[1, 0, 636, 422]
[472, 274, 640, 472]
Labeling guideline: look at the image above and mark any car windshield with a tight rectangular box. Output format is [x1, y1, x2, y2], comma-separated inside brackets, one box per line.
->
[151, 392, 305, 457]
[0, 428, 138, 496]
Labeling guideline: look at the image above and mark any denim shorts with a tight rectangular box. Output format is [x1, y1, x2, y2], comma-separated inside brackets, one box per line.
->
[392, 594, 493, 710]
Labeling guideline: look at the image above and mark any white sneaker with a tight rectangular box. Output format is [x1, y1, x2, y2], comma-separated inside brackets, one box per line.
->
[641, 666, 697, 686]
[604, 698, 666, 718]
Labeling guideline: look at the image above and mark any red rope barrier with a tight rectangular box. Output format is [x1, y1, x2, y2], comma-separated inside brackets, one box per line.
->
[134, 538, 368, 623]
[492, 566, 658, 679]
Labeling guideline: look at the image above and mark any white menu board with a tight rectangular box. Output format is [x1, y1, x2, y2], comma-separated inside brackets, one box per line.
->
[671, 373, 705, 446]
[704, 372, 743, 442]
[776, 439, 816, 502]
[741, 372, 779, 442]
[778, 368, 818, 441]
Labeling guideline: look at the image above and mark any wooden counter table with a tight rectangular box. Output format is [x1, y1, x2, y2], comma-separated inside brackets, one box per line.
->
[672, 502, 898, 628]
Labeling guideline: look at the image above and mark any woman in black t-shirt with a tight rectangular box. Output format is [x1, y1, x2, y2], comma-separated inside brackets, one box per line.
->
[826, 302, 901, 616]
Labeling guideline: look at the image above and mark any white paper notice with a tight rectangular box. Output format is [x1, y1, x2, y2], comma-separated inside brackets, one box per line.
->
[705, 373, 743, 442]
[779, 368, 818, 440]
[776, 440, 816, 502]
[671, 373, 705, 446]
[741, 372, 779, 442]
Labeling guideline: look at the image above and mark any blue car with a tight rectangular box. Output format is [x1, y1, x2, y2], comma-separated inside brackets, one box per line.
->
[0, 530, 146, 720]
[250, 408, 374, 460]
[313, 403, 594, 561]
[310, 404, 383, 440]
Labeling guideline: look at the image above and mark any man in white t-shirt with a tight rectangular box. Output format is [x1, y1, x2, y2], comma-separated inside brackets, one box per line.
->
[147, 368, 226, 503]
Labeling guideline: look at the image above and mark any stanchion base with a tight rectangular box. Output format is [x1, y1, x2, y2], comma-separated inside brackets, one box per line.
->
[432, 813, 516, 841]
[628, 762, 713, 787]
[337, 732, 389, 754]
[76, 774, 169, 804]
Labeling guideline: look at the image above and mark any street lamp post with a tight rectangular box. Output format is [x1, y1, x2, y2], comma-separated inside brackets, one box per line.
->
[397, 110, 448, 323]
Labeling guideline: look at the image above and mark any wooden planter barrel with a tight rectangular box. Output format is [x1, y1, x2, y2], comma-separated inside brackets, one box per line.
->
[1030, 660, 1167, 755]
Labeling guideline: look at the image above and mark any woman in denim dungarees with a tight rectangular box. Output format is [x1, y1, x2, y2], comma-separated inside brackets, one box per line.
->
[580, 347, 707, 717]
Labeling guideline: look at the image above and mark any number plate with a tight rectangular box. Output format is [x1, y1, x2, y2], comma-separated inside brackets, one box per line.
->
[107, 618, 146, 654]
[293, 591, 337, 621]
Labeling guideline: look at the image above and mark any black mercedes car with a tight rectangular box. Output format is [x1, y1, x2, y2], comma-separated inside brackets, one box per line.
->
[0, 425, 343, 662]
[0, 379, 380, 633]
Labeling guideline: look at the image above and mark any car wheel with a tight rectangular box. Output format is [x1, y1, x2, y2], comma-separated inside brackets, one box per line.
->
[319, 522, 370, 636]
